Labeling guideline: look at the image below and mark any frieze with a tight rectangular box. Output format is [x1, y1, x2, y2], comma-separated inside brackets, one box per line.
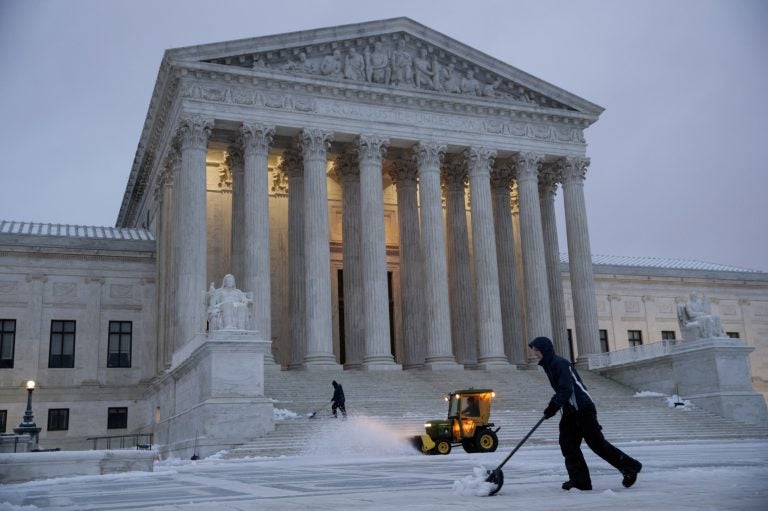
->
[53, 282, 77, 297]
[0, 281, 18, 294]
[110, 284, 133, 299]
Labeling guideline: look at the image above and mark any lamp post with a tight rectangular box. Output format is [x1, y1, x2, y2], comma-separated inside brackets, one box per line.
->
[14, 380, 42, 449]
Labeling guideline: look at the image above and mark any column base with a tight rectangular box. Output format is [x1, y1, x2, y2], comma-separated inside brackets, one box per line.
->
[361, 357, 402, 371]
[302, 354, 342, 371]
[476, 358, 511, 370]
[422, 358, 464, 371]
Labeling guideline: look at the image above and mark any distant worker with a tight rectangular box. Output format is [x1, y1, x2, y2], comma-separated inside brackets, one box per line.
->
[529, 336, 642, 491]
[462, 396, 480, 416]
[331, 380, 347, 419]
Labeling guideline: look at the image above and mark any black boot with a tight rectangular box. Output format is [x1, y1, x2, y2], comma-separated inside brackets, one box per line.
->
[622, 462, 642, 488]
[562, 480, 592, 491]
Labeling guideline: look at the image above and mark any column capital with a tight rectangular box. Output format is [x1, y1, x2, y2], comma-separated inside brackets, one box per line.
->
[278, 147, 303, 179]
[538, 164, 560, 199]
[354, 134, 389, 164]
[464, 146, 497, 178]
[175, 115, 213, 151]
[240, 123, 275, 154]
[299, 129, 334, 162]
[387, 156, 418, 187]
[513, 152, 544, 182]
[491, 158, 515, 191]
[412, 141, 446, 171]
[331, 149, 359, 183]
[442, 154, 467, 190]
[561, 157, 590, 185]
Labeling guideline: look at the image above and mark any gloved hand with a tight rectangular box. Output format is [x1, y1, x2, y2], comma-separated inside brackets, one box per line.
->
[543, 402, 559, 419]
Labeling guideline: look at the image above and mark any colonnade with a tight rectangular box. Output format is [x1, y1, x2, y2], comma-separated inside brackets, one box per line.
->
[154, 114, 601, 372]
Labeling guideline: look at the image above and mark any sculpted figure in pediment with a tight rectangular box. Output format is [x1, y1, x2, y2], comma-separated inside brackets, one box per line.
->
[460, 70, 481, 96]
[414, 48, 437, 90]
[481, 78, 502, 98]
[365, 42, 391, 84]
[282, 51, 315, 74]
[344, 47, 366, 81]
[441, 63, 461, 93]
[320, 49, 343, 78]
[390, 40, 414, 86]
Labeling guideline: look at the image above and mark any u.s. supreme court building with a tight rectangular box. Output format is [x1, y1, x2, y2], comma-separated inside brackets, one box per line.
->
[1, 18, 766, 455]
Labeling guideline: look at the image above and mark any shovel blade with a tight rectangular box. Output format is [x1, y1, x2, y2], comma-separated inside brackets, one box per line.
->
[486, 468, 504, 496]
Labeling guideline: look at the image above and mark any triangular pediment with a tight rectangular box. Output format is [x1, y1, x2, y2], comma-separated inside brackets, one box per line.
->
[165, 18, 602, 116]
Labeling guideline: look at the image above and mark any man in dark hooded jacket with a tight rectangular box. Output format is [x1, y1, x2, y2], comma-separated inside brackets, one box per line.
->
[529, 336, 642, 491]
[331, 380, 346, 418]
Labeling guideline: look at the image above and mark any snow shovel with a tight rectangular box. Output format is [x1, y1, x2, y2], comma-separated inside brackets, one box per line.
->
[307, 402, 330, 419]
[485, 415, 547, 496]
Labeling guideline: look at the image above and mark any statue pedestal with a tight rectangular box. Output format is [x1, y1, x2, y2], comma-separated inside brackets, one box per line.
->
[154, 332, 274, 459]
[670, 337, 768, 426]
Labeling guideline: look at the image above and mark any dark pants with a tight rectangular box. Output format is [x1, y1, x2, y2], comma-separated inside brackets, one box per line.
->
[332, 400, 346, 418]
[559, 405, 640, 487]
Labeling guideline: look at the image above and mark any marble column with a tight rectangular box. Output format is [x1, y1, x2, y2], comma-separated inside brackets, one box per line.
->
[491, 159, 526, 366]
[443, 155, 475, 367]
[561, 157, 601, 361]
[513, 152, 553, 352]
[539, 166, 570, 358]
[280, 148, 306, 370]
[168, 144, 182, 353]
[26, 274, 46, 374]
[175, 115, 213, 347]
[510, 185, 529, 364]
[155, 158, 175, 370]
[413, 142, 460, 370]
[299, 129, 339, 369]
[226, 146, 245, 285]
[466, 147, 508, 369]
[355, 135, 399, 370]
[334, 150, 364, 369]
[388, 157, 425, 369]
[240, 123, 275, 352]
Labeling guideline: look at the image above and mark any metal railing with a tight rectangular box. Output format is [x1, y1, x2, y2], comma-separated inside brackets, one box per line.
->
[588, 340, 676, 370]
[86, 433, 153, 451]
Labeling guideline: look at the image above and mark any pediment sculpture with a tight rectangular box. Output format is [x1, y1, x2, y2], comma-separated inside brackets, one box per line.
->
[206, 274, 253, 331]
[677, 292, 726, 341]
[204, 33, 570, 110]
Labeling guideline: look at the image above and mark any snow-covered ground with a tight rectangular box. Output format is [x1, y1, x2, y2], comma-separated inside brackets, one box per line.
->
[1, 416, 766, 510]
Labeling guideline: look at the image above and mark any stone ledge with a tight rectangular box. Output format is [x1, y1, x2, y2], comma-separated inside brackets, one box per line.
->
[0, 449, 156, 484]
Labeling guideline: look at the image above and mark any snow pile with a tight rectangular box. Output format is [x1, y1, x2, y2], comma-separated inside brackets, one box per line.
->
[452, 465, 496, 497]
[0, 503, 41, 511]
[666, 395, 693, 410]
[634, 390, 666, 397]
[274, 407, 299, 421]
[301, 416, 417, 457]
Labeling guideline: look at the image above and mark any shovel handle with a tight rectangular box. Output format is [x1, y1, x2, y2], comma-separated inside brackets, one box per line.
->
[493, 415, 547, 471]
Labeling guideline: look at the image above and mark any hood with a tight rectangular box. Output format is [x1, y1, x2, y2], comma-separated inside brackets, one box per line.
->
[528, 336, 556, 367]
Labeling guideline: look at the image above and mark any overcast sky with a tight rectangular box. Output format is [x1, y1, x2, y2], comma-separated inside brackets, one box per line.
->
[0, 0, 766, 271]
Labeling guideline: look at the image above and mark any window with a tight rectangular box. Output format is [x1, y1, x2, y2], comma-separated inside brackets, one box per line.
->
[599, 329, 609, 353]
[726, 332, 740, 339]
[628, 330, 643, 347]
[661, 331, 676, 341]
[49, 320, 75, 368]
[107, 407, 128, 429]
[0, 410, 6, 433]
[47, 409, 69, 431]
[0, 319, 15, 368]
[108, 321, 132, 368]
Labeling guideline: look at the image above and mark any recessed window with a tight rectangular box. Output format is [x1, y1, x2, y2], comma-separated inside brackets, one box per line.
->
[107, 321, 132, 368]
[599, 329, 609, 353]
[726, 332, 740, 339]
[661, 331, 676, 341]
[47, 408, 69, 431]
[49, 320, 76, 368]
[0, 319, 15, 368]
[628, 330, 643, 347]
[0, 410, 6, 433]
[107, 407, 128, 429]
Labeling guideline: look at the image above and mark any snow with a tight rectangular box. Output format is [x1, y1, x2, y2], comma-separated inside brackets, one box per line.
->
[633, 390, 666, 397]
[272, 407, 299, 421]
[1, 417, 766, 510]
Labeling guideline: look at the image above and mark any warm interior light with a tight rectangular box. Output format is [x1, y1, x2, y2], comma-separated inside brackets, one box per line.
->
[491, 391, 496, 398]
[26, 380, 36, 390]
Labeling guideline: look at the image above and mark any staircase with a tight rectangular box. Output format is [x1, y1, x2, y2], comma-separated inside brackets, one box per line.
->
[223, 366, 768, 458]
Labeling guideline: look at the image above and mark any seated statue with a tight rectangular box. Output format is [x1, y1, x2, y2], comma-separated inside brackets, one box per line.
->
[677, 292, 726, 341]
[206, 274, 253, 331]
